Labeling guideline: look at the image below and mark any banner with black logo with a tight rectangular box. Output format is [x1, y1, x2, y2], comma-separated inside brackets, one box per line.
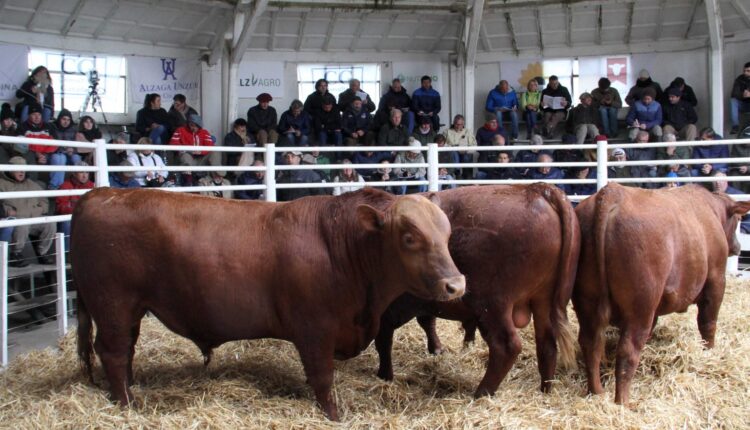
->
[237, 61, 285, 98]
[0, 44, 29, 101]
[128, 56, 201, 107]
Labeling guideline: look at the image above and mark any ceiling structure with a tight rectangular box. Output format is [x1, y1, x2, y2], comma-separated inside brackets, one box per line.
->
[0, 0, 748, 57]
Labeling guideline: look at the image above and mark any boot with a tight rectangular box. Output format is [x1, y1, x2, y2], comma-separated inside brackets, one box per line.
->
[9, 252, 29, 267]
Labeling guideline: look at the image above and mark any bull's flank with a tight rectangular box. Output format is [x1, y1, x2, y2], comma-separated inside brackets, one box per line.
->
[1, 277, 749, 428]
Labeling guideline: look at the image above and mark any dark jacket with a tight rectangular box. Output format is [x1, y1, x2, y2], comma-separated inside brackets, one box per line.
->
[380, 86, 411, 111]
[529, 167, 565, 191]
[223, 130, 249, 166]
[411, 87, 441, 114]
[411, 129, 437, 146]
[377, 123, 409, 147]
[168, 104, 198, 129]
[235, 173, 264, 200]
[52, 110, 77, 141]
[692, 142, 729, 175]
[303, 91, 338, 120]
[661, 84, 698, 107]
[314, 109, 343, 133]
[475, 126, 507, 165]
[276, 169, 324, 202]
[136, 107, 171, 136]
[342, 108, 372, 135]
[16, 78, 54, 112]
[247, 105, 278, 133]
[541, 84, 572, 112]
[662, 100, 698, 130]
[338, 89, 376, 113]
[566, 103, 599, 131]
[278, 111, 311, 136]
[352, 151, 392, 179]
[625, 78, 663, 105]
[732, 74, 750, 102]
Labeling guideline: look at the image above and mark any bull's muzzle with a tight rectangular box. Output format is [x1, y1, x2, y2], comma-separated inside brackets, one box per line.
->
[435, 275, 466, 301]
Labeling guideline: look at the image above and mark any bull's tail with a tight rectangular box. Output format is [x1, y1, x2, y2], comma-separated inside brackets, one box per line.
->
[77, 293, 95, 385]
[593, 185, 619, 331]
[537, 184, 580, 370]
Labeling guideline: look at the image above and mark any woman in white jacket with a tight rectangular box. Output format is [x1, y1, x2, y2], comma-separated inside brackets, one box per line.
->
[127, 137, 168, 187]
[332, 159, 365, 196]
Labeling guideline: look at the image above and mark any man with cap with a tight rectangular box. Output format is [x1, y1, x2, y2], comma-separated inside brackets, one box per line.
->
[109, 160, 141, 189]
[411, 75, 441, 131]
[608, 147, 637, 187]
[662, 87, 698, 142]
[566, 92, 599, 145]
[169, 113, 221, 184]
[540, 75, 572, 138]
[276, 150, 324, 201]
[338, 79, 376, 113]
[56, 161, 94, 250]
[1, 103, 28, 163]
[393, 137, 427, 195]
[0, 156, 55, 266]
[168, 94, 199, 130]
[626, 87, 663, 142]
[625, 69, 663, 105]
[247, 93, 279, 145]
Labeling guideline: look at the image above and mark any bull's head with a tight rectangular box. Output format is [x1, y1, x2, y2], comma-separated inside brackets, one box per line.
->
[357, 195, 465, 301]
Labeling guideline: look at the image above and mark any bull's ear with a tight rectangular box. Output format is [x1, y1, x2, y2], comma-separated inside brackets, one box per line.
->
[732, 201, 750, 216]
[356, 204, 385, 232]
[425, 192, 441, 207]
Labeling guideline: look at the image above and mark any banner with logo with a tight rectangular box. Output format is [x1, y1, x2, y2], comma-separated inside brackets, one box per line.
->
[0, 44, 29, 101]
[392, 61, 444, 95]
[237, 61, 285, 98]
[128, 56, 201, 106]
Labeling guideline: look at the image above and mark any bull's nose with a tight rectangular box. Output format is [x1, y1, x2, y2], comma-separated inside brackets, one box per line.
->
[438, 275, 466, 300]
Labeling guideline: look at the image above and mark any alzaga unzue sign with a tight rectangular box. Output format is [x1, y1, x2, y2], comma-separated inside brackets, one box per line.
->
[128, 56, 201, 105]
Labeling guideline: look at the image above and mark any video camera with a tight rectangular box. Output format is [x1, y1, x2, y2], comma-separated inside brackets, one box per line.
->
[87, 69, 100, 88]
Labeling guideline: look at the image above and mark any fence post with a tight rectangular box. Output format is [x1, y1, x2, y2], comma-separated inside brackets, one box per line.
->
[94, 138, 110, 188]
[596, 136, 608, 190]
[54, 233, 67, 338]
[1, 241, 7, 367]
[264, 144, 277, 202]
[427, 143, 439, 192]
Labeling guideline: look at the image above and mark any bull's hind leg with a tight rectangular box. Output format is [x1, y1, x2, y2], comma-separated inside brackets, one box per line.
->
[696, 273, 726, 349]
[474, 307, 522, 398]
[531, 300, 557, 393]
[417, 315, 443, 354]
[575, 300, 607, 396]
[462, 319, 478, 346]
[127, 320, 142, 387]
[296, 337, 338, 421]
[614, 318, 652, 405]
[94, 324, 137, 405]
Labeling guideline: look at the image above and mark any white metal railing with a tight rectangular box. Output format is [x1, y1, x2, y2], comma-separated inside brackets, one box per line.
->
[0, 133, 749, 367]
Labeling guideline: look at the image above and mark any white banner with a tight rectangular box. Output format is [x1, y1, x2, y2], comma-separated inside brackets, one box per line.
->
[237, 61, 285, 98]
[128, 56, 200, 107]
[0, 44, 29, 101]
[392, 61, 444, 96]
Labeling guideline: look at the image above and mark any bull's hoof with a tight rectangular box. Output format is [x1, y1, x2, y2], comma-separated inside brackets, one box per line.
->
[377, 368, 394, 381]
[473, 387, 495, 399]
[541, 381, 552, 393]
[462, 340, 475, 349]
[430, 347, 444, 355]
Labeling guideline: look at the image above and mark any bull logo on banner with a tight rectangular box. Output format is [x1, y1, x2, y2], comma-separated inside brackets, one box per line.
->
[607, 57, 628, 85]
[161, 58, 177, 81]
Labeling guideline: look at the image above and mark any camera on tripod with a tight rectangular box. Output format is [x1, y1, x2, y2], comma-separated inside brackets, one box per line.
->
[87, 70, 100, 89]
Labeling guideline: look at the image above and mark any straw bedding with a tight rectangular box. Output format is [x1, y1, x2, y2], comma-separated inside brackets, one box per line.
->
[1, 278, 749, 429]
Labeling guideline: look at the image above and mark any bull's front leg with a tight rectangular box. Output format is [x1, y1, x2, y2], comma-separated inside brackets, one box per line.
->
[296, 338, 338, 420]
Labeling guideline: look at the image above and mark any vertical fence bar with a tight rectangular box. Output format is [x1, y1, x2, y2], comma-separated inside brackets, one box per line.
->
[264, 144, 277, 202]
[427, 143, 439, 192]
[1, 241, 8, 367]
[54, 233, 67, 337]
[596, 137, 608, 190]
[94, 139, 110, 187]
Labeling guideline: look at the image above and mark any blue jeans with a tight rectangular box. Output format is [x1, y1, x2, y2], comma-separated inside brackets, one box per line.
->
[318, 131, 343, 147]
[285, 132, 309, 147]
[731, 98, 750, 127]
[496, 110, 519, 139]
[397, 177, 427, 195]
[0, 222, 14, 243]
[48, 152, 82, 190]
[599, 106, 619, 137]
[21, 105, 53, 123]
[524, 109, 538, 136]
[58, 221, 71, 251]
[149, 125, 171, 145]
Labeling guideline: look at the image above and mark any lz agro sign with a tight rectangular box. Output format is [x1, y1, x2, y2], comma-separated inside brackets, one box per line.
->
[128, 56, 200, 105]
[238, 61, 284, 98]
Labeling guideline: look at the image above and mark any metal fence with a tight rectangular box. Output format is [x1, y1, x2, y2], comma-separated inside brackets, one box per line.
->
[0, 134, 749, 367]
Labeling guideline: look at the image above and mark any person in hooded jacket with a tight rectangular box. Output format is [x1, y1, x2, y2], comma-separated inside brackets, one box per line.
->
[16, 66, 54, 123]
[379, 78, 414, 134]
[135, 93, 172, 145]
[660, 77, 698, 107]
[625, 69, 663, 105]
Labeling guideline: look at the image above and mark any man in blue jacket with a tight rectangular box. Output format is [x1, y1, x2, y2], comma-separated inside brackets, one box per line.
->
[485, 80, 519, 140]
[626, 87, 663, 142]
[411, 75, 441, 132]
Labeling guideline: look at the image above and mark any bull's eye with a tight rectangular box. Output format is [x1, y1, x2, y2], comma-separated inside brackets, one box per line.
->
[403, 233, 416, 247]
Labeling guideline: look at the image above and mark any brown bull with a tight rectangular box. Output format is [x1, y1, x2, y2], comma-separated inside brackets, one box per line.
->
[573, 183, 750, 405]
[72, 187, 465, 420]
[376, 184, 579, 396]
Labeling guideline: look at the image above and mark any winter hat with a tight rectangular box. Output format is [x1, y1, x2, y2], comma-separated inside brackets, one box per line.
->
[57, 109, 73, 121]
[0, 103, 14, 121]
[8, 156, 26, 165]
[638, 69, 650, 79]
[419, 115, 432, 125]
[256, 93, 272, 103]
[612, 148, 625, 156]
[187, 113, 203, 128]
[667, 87, 682, 97]
[27, 104, 42, 115]
[408, 138, 422, 154]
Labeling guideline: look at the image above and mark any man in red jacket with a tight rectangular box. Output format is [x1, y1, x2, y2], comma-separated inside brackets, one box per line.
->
[169, 113, 220, 186]
[56, 161, 94, 250]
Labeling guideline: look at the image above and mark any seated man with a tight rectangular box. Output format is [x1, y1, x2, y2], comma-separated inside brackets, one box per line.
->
[0, 156, 55, 266]
[352, 147, 393, 181]
[655, 133, 691, 177]
[662, 88, 698, 142]
[276, 150, 325, 201]
[168, 93, 199, 130]
[278, 100, 311, 147]
[485, 80, 519, 140]
[661, 77, 698, 107]
[303, 79, 337, 123]
[393, 138, 427, 195]
[342, 97, 374, 146]
[435, 134, 457, 190]
[625, 130, 658, 188]
[56, 161, 94, 250]
[591, 77, 623, 138]
[338, 79, 375, 113]
[540, 75, 572, 138]
[247, 93, 279, 145]
[377, 109, 409, 147]
[486, 151, 517, 181]
[411, 116, 437, 145]
[315, 99, 343, 151]
[730, 62, 750, 134]
[223, 118, 252, 168]
[379, 78, 414, 134]
[625, 69, 663, 105]
[109, 160, 141, 189]
[565, 166, 597, 197]
[235, 159, 266, 200]
[170, 113, 219, 184]
[128, 137, 168, 187]
[514, 134, 548, 179]
[691, 127, 728, 178]
[626, 87, 663, 142]
[198, 171, 232, 199]
[444, 114, 477, 179]
[608, 147, 638, 187]
[566, 92, 599, 145]
[529, 152, 565, 190]
[411, 75, 441, 131]
[16, 104, 61, 188]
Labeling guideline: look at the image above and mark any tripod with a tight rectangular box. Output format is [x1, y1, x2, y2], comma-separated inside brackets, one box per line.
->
[79, 74, 109, 126]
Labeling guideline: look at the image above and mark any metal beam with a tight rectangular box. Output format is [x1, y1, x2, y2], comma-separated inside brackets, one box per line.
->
[231, 0, 270, 64]
[730, 0, 750, 29]
[430, 18, 455, 52]
[465, 0, 485, 66]
[267, 11, 277, 51]
[505, 12, 519, 56]
[186, 7, 217, 45]
[349, 12, 368, 52]
[376, 14, 398, 52]
[565, 3, 572, 47]
[267, 1, 461, 11]
[623, 1, 634, 44]
[654, 0, 667, 40]
[705, 0, 723, 133]
[93, 0, 120, 39]
[207, 13, 232, 65]
[322, 9, 336, 51]
[61, 0, 87, 36]
[479, 22, 492, 51]
[596, 5, 602, 45]
[296, 12, 308, 51]
[684, 0, 702, 39]
[534, 8, 544, 52]
[26, 0, 47, 31]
